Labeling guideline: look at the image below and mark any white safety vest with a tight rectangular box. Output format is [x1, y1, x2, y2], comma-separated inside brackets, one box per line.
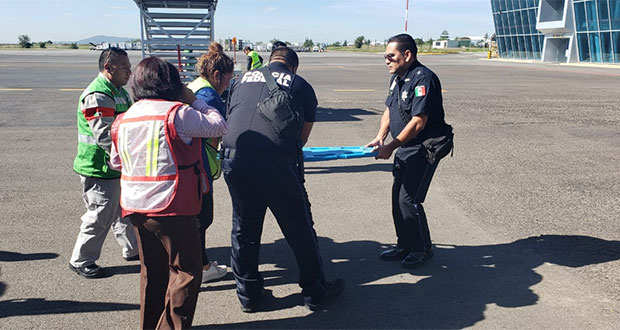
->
[114, 100, 197, 213]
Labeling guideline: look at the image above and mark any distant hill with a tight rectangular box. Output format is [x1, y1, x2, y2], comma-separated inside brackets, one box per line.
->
[74, 35, 137, 44]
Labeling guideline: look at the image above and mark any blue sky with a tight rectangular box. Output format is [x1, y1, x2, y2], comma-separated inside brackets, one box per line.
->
[0, 0, 494, 43]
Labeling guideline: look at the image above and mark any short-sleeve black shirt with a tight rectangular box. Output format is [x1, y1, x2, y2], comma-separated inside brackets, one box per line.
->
[385, 60, 447, 160]
[223, 62, 318, 155]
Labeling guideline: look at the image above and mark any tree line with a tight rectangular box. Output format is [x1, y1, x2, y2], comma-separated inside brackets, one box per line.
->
[17, 35, 78, 49]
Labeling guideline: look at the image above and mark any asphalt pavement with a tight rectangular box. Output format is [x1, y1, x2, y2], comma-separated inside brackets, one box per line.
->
[1, 49, 619, 329]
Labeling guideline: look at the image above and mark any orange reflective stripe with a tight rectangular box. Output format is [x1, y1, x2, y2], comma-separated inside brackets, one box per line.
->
[121, 115, 167, 123]
[121, 174, 176, 182]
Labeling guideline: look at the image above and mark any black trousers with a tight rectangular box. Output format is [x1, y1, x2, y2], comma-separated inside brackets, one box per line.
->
[197, 192, 214, 265]
[392, 150, 439, 253]
[222, 157, 326, 307]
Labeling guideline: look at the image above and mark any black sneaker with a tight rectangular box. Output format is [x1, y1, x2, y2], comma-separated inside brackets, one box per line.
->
[380, 247, 409, 260]
[304, 278, 345, 311]
[69, 263, 104, 278]
[401, 248, 434, 269]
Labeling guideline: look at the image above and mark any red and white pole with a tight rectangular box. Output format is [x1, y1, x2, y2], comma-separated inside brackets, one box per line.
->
[405, 0, 409, 32]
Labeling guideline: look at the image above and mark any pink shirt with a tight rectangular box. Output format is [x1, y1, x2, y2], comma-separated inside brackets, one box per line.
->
[109, 99, 228, 170]
[176, 99, 228, 144]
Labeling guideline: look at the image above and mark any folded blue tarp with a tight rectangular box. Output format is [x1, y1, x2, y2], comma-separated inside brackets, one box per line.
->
[302, 146, 378, 162]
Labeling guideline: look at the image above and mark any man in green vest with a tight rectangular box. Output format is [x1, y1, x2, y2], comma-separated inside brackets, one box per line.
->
[69, 47, 138, 278]
[243, 46, 263, 70]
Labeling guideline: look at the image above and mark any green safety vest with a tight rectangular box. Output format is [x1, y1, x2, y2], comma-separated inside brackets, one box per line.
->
[187, 77, 222, 180]
[248, 50, 262, 70]
[73, 73, 131, 178]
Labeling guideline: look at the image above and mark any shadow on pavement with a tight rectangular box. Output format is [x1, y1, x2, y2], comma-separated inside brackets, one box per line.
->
[305, 163, 391, 174]
[0, 298, 139, 318]
[315, 107, 379, 122]
[103, 264, 141, 277]
[196, 234, 620, 329]
[0, 251, 59, 262]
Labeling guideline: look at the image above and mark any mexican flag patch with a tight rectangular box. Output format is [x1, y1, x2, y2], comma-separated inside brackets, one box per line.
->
[414, 85, 426, 97]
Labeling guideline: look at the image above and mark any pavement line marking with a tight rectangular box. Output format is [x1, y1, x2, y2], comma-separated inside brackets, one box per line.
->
[334, 89, 375, 92]
[442, 89, 447, 93]
[0, 88, 32, 91]
[59, 88, 83, 91]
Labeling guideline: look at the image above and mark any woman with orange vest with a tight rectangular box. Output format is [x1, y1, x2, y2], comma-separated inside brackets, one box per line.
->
[187, 42, 234, 284]
[109, 56, 228, 330]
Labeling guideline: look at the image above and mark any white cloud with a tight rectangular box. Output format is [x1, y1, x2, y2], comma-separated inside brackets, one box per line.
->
[262, 6, 276, 14]
[111, 6, 127, 10]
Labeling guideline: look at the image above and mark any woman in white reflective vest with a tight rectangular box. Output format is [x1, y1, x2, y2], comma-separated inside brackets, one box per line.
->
[109, 56, 228, 330]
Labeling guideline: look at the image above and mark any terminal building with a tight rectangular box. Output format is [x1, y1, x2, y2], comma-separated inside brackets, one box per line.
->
[490, 0, 620, 64]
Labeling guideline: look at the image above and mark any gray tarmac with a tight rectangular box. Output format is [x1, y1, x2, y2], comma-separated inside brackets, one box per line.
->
[1, 49, 619, 329]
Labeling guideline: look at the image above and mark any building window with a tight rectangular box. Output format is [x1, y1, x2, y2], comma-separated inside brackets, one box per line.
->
[539, 0, 566, 22]
[510, 12, 518, 34]
[511, 36, 519, 57]
[518, 35, 527, 58]
[586, 0, 600, 31]
[578, 33, 591, 61]
[497, 37, 504, 56]
[600, 32, 613, 62]
[523, 9, 532, 34]
[597, 0, 611, 30]
[525, 35, 534, 58]
[574, 1, 588, 32]
[529, 9, 538, 32]
[589, 32, 602, 62]
[507, 0, 514, 11]
[533, 33, 541, 58]
[613, 31, 620, 62]
[610, 0, 620, 30]
[516, 11, 525, 34]
[502, 13, 510, 35]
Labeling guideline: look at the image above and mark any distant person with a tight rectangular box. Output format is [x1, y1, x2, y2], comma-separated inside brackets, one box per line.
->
[366, 33, 452, 268]
[69, 47, 138, 279]
[187, 42, 235, 283]
[222, 46, 344, 312]
[243, 46, 263, 70]
[110, 56, 228, 329]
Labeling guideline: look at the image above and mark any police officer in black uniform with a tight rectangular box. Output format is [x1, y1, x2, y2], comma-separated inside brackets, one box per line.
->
[366, 33, 450, 268]
[222, 47, 344, 312]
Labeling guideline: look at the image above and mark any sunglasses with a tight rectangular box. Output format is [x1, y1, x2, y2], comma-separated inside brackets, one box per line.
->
[384, 53, 397, 62]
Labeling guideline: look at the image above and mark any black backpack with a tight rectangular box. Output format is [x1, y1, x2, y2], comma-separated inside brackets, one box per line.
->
[257, 66, 303, 141]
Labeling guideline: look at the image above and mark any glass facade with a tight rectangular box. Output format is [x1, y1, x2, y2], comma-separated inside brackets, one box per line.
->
[490, 0, 620, 64]
[574, 0, 620, 63]
[491, 0, 545, 59]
